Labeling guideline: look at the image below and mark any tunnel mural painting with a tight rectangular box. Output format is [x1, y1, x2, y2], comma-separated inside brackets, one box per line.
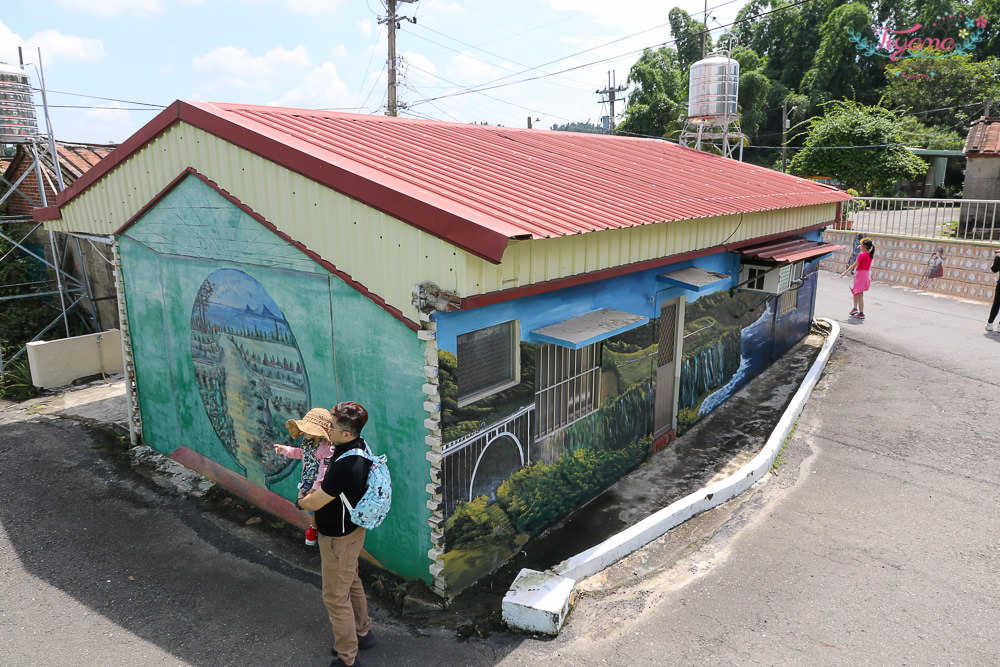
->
[190, 267, 309, 489]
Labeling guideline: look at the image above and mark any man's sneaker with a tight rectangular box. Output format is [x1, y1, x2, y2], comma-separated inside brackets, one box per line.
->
[357, 631, 376, 650]
[850, 308, 859, 316]
[988, 323, 995, 332]
[856, 312, 865, 320]
[330, 656, 360, 667]
[304, 526, 318, 546]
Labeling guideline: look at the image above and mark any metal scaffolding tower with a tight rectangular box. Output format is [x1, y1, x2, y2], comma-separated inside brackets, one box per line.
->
[0, 50, 103, 379]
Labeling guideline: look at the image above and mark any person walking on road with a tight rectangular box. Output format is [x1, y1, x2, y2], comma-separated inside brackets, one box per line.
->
[300, 401, 375, 667]
[841, 237, 875, 320]
[987, 250, 1000, 332]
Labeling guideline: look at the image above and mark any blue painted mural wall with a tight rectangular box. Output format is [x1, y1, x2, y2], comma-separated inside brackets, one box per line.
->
[433, 240, 823, 592]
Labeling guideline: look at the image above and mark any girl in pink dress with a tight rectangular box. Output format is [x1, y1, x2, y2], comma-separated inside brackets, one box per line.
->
[273, 407, 335, 545]
[841, 237, 875, 319]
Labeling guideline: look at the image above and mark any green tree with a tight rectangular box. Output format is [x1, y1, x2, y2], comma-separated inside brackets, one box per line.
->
[799, 3, 881, 113]
[895, 114, 965, 150]
[787, 100, 928, 195]
[617, 46, 685, 138]
[884, 53, 1000, 130]
[550, 120, 606, 134]
[733, 46, 772, 139]
[668, 7, 711, 72]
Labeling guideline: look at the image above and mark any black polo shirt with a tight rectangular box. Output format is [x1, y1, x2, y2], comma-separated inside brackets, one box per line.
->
[315, 437, 372, 537]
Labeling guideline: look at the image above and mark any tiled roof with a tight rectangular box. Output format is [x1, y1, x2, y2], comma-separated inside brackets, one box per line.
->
[49, 101, 850, 262]
[965, 117, 1000, 155]
[2, 141, 116, 185]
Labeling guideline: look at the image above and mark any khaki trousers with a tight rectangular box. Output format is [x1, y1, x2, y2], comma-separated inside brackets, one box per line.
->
[319, 528, 371, 664]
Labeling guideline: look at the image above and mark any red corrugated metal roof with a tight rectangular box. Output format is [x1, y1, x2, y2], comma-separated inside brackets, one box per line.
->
[738, 237, 845, 262]
[49, 100, 850, 263]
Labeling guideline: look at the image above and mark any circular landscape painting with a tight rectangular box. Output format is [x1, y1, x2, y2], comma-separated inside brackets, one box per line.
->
[190, 268, 309, 487]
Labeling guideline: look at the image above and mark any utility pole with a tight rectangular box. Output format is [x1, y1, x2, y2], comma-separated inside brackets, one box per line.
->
[781, 101, 796, 173]
[596, 71, 627, 133]
[703, 0, 708, 59]
[380, 0, 417, 116]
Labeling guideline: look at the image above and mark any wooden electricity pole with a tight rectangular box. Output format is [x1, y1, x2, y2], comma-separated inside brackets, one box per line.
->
[381, 0, 418, 116]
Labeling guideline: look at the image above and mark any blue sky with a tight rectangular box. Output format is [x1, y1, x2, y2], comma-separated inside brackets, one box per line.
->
[1, 0, 746, 144]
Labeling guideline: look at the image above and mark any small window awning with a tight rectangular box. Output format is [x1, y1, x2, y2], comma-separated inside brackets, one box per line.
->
[531, 308, 648, 349]
[659, 267, 731, 292]
[738, 236, 846, 263]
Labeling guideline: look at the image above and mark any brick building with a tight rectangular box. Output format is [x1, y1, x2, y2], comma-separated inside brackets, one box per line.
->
[2, 141, 119, 330]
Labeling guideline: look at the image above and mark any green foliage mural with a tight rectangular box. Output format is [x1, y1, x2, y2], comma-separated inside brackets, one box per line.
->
[438, 342, 535, 443]
[438, 318, 658, 592]
[440, 435, 653, 591]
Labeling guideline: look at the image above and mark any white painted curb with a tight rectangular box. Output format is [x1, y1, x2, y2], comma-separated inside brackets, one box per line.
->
[503, 318, 841, 635]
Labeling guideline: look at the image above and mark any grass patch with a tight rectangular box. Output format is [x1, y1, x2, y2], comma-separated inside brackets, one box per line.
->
[770, 422, 797, 475]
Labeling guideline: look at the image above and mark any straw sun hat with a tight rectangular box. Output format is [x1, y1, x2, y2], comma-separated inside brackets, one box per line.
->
[286, 407, 331, 439]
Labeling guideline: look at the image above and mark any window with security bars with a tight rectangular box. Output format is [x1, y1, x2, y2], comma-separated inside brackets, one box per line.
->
[778, 263, 804, 316]
[456, 320, 520, 406]
[535, 343, 601, 437]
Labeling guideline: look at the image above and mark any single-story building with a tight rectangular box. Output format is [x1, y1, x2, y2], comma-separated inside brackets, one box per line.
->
[35, 101, 849, 597]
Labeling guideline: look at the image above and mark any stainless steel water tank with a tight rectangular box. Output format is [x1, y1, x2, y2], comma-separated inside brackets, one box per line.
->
[687, 55, 739, 123]
[0, 62, 39, 143]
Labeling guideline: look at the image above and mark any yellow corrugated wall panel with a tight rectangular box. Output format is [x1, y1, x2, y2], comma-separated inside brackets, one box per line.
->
[48, 122, 837, 319]
[49, 124, 469, 324]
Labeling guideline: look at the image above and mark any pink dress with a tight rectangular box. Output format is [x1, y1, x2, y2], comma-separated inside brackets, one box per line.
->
[852, 252, 872, 295]
[274, 440, 335, 493]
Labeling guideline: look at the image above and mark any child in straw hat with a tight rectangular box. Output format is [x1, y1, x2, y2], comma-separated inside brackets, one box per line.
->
[273, 407, 334, 546]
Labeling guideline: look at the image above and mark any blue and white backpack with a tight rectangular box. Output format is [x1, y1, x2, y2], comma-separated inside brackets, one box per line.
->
[336, 443, 391, 530]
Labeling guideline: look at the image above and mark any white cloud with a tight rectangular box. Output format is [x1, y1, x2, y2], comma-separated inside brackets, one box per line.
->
[0, 21, 103, 65]
[359, 18, 374, 39]
[0, 21, 23, 65]
[286, 0, 342, 13]
[271, 62, 352, 110]
[192, 45, 312, 90]
[29, 30, 105, 61]
[444, 52, 513, 88]
[70, 102, 135, 143]
[57, 0, 163, 15]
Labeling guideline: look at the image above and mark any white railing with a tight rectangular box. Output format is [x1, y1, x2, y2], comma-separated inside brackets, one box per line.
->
[845, 198, 1000, 243]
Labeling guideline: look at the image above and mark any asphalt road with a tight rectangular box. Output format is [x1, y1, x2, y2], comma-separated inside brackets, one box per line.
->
[2, 269, 998, 666]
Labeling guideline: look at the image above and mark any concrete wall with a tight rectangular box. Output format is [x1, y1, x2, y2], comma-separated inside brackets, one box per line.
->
[26, 329, 123, 389]
[963, 157, 1000, 201]
[820, 230, 998, 303]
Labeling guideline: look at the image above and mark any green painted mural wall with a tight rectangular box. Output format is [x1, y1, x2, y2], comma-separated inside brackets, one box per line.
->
[117, 174, 431, 581]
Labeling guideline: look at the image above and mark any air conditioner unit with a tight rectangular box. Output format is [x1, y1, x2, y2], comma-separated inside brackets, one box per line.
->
[738, 261, 803, 294]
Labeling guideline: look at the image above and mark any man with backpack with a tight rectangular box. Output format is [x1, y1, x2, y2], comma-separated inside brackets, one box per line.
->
[300, 401, 376, 667]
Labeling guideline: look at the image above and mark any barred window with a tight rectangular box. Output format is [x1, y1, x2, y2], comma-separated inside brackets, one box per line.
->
[535, 343, 601, 437]
[778, 263, 804, 316]
[778, 288, 797, 316]
[456, 320, 520, 406]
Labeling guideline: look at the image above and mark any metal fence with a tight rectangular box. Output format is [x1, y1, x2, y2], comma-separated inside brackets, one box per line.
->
[845, 198, 1000, 243]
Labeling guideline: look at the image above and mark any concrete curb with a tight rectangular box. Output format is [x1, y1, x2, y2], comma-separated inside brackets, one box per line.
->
[502, 318, 841, 635]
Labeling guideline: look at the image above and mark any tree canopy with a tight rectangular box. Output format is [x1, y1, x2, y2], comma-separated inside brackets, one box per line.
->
[609, 0, 997, 186]
[786, 100, 928, 194]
